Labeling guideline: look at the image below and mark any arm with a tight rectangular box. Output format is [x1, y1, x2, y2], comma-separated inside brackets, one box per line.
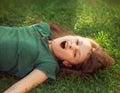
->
[3, 69, 48, 93]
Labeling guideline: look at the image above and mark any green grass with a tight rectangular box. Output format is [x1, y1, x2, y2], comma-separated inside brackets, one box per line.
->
[0, 0, 120, 93]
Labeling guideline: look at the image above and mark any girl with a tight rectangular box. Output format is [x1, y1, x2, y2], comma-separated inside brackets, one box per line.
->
[0, 23, 113, 93]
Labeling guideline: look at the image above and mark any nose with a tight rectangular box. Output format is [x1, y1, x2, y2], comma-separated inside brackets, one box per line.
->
[71, 43, 79, 51]
[67, 41, 72, 49]
[67, 41, 79, 50]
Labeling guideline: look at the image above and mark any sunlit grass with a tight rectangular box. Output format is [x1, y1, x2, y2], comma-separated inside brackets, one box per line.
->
[0, 0, 120, 93]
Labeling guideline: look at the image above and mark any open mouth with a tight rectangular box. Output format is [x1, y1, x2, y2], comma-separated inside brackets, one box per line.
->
[60, 41, 66, 49]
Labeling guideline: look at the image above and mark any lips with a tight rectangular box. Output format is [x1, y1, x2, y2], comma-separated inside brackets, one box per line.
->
[60, 41, 66, 49]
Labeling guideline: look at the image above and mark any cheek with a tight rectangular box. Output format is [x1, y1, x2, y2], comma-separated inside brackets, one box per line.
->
[64, 49, 73, 55]
[63, 51, 73, 60]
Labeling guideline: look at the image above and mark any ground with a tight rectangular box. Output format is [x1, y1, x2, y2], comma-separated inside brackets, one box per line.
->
[0, 0, 120, 93]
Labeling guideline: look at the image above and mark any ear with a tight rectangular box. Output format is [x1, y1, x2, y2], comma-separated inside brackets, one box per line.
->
[62, 61, 72, 68]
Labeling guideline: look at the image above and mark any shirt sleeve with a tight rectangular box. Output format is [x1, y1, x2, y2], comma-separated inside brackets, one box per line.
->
[35, 60, 59, 82]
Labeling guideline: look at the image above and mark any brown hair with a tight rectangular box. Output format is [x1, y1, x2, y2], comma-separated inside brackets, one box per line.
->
[49, 23, 74, 38]
[78, 39, 113, 74]
[49, 23, 113, 76]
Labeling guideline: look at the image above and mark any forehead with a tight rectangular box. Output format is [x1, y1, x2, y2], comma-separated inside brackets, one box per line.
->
[75, 36, 92, 63]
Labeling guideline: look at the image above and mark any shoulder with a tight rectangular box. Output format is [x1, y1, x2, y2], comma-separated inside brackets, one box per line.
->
[31, 23, 53, 39]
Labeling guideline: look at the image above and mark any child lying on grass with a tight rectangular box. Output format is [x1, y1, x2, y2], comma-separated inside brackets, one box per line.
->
[0, 23, 113, 93]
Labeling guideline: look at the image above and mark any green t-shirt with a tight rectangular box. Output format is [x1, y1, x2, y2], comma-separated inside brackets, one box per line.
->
[0, 23, 59, 81]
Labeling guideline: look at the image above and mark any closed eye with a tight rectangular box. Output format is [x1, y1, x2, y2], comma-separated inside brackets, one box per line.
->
[76, 40, 79, 45]
[74, 50, 77, 57]
[74, 49, 81, 58]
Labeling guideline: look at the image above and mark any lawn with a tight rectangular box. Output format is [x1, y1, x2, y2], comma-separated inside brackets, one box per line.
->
[0, 0, 120, 93]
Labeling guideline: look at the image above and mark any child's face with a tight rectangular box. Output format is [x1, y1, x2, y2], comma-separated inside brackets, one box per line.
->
[50, 36, 92, 67]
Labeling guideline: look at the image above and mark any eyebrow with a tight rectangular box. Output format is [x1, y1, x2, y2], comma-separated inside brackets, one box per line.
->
[75, 50, 81, 63]
[77, 50, 81, 58]
[79, 39, 82, 52]
[79, 49, 81, 57]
